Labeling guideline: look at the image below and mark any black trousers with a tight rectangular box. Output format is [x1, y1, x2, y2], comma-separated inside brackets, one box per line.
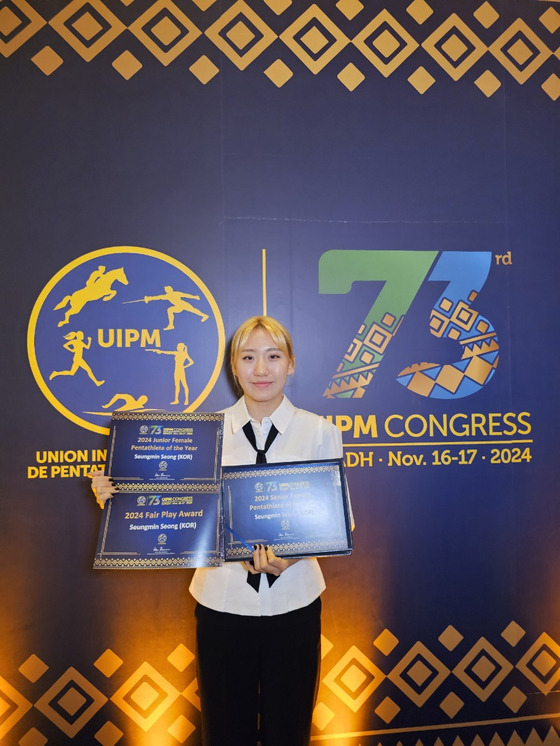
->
[195, 598, 322, 746]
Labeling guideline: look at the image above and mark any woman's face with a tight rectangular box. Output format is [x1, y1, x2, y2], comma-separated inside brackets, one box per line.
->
[233, 327, 295, 418]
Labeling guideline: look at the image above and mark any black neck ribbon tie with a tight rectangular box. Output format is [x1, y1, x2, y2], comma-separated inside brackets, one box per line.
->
[242, 421, 279, 591]
[242, 421, 279, 464]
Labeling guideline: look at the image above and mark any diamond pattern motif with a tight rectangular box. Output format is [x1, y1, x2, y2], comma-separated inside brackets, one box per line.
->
[34, 668, 107, 738]
[490, 18, 553, 84]
[0, 0, 553, 97]
[129, 0, 201, 66]
[206, 0, 276, 70]
[0, 0, 46, 57]
[388, 642, 450, 706]
[280, 5, 349, 74]
[49, 0, 125, 62]
[422, 13, 487, 81]
[3, 622, 560, 739]
[353, 10, 418, 77]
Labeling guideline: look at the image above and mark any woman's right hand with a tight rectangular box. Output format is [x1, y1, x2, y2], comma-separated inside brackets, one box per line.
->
[87, 469, 118, 509]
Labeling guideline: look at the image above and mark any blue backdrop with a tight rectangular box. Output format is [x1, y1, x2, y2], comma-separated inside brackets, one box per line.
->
[1, 0, 559, 743]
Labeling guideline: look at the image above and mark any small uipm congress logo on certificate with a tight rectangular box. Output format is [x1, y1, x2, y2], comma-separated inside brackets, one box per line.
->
[28, 246, 225, 434]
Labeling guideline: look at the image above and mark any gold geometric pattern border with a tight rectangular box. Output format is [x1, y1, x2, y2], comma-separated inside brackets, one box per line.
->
[313, 620, 560, 736]
[0, 0, 558, 99]
[4, 622, 560, 742]
[1, 644, 199, 744]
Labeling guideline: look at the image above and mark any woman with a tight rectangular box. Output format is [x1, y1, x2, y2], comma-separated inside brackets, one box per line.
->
[49, 330, 105, 386]
[90, 316, 343, 746]
[149, 342, 194, 406]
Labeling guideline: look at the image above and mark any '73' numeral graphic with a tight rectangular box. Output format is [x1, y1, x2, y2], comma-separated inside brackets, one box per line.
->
[319, 250, 499, 400]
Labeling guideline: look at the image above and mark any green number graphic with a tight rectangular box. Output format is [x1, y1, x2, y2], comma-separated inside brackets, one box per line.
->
[319, 250, 437, 398]
[320, 250, 498, 399]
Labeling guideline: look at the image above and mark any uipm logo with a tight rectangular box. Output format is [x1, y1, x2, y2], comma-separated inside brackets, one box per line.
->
[28, 246, 225, 435]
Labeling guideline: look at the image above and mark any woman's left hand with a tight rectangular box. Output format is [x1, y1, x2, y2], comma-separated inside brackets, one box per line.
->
[243, 544, 297, 576]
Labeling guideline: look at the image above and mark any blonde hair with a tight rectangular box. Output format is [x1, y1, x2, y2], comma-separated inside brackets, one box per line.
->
[230, 316, 294, 377]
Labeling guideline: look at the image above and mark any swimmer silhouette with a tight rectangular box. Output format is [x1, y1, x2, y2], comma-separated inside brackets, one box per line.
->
[101, 393, 149, 411]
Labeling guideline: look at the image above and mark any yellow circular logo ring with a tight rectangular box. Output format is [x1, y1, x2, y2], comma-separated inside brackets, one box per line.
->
[28, 247, 225, 435]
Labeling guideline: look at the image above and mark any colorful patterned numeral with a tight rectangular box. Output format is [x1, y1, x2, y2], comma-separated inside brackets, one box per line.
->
[319, 250, 499, 399]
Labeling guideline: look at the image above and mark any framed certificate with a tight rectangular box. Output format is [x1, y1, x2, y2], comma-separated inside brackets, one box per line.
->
[222, 459, 353, 561]
[106, 410, 223, 485]
[93, 487, 223, 569]
[94, 411, 224, 569]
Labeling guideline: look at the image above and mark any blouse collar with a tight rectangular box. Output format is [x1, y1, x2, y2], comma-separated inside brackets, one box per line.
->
[229, 395, 295, 435]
